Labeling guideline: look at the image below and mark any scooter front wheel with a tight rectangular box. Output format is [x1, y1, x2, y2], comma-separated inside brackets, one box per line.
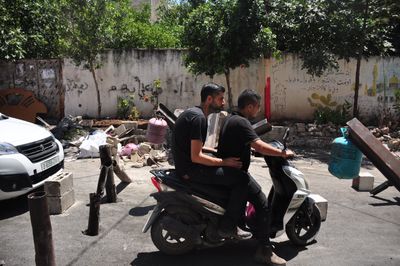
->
[286, 203, 321, 246]
[151, 213, 196, 255]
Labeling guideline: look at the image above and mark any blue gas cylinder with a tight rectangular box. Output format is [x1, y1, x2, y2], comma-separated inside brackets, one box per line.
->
[328, 127, 363, 179]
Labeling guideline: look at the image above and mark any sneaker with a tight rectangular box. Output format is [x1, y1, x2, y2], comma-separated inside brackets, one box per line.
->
[254, 245, 286, 265]
[217, 227, 252, 240]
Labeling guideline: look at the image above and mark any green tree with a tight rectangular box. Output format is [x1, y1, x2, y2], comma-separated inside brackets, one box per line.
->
[108, 1, 182, 49]
[0, 0, 65, 60]
[61, 0, 116, 118]
[182, 0, 276, 109]
[268, 0, 400, 117]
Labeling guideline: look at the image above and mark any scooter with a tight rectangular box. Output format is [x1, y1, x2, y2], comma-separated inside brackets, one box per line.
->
[142, 127, 328, 255]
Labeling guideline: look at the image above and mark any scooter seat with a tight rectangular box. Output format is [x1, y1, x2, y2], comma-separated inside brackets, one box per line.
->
[150, 169, 229, 207]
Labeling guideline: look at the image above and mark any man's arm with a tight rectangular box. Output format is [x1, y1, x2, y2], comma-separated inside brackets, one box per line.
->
[191, 140, 242, 168]
[251, 139, 294, 158]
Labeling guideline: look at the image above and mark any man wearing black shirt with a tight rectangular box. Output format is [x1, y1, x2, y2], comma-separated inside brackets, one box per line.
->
[172, 83, 251, 239]
[218, 89, 294, 265]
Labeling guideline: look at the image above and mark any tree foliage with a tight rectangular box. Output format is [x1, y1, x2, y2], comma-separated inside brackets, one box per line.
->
[108, 0, 182, 49]
[0, 0, 65, 60]
[0, 0, 182, 62]
[182, 0, 276, 108]
[268, 0, 399, 76]
[267, 0, 400, 117]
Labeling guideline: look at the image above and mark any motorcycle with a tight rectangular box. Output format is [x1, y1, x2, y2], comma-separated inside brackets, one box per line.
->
[142, 127, 328, 255]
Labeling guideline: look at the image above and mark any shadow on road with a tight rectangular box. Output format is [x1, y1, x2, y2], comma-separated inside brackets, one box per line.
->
[131, 240, 306, 266]
[370, 196, 400, 207]
[0, 195, 29, 220]
[0, 187, 45, 220]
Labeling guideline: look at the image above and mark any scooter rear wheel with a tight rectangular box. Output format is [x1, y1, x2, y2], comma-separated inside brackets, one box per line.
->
[286, 204, 321, 246]
[151, 213, 196, 255]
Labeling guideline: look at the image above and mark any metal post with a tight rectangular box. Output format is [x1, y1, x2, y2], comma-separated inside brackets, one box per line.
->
[84, 145, 115, 236]
[28, 191, 56, 266]
[106, 166, 117, 203]
[85, 193, 100, 236]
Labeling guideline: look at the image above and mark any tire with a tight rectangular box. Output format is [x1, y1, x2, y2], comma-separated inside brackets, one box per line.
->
[150, 213, 196, 255]
[286, 203, 321, 246]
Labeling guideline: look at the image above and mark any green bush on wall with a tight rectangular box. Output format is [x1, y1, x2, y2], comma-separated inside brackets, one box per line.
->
[314, 100, 352, 126]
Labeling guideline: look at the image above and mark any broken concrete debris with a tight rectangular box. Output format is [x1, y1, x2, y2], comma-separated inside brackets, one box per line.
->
[55, 116, 170, 171]
[50, 115, 399, 166]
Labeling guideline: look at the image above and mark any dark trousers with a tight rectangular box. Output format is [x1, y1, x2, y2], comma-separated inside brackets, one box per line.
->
[187, 165, 249, 231]
[247, 175, 271, 246]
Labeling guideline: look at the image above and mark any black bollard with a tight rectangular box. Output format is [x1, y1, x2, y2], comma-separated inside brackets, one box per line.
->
[85, 193, 100, 236]
[28, 191, 56, 266]
[105, 166, 117, 203]
[84, 145, 116, 236]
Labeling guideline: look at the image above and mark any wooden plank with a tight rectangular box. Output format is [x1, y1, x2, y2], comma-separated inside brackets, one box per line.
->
[347, 118, 400, 192]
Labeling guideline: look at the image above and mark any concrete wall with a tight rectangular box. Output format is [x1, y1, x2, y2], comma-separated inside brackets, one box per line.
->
[268, 54, 400, 122]
[1, 51, 397, 123]
[63, 49, 266, 118]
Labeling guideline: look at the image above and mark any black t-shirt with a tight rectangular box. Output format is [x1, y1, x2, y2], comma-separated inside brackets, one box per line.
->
[217, 112, 259, 171]
[172, 106, 207, 176]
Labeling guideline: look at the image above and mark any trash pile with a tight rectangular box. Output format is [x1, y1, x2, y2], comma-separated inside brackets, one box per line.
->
[53, 116, 171, 167]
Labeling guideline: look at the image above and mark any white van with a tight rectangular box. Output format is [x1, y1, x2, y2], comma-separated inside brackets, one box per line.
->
[0, 113, 64, 200]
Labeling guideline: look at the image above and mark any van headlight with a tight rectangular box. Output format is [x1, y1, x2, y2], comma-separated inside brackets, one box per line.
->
[0, 142, 18, 155]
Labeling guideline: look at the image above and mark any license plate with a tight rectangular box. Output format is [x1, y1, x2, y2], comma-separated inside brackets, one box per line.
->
[41, 156, 60, 171]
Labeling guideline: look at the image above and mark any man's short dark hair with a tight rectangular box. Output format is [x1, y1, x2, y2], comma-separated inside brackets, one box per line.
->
[201, 83, 225, 102]
[238, 89, 261, 109]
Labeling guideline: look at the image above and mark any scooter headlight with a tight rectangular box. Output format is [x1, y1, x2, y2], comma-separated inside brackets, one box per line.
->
[0, 142, 18, 155]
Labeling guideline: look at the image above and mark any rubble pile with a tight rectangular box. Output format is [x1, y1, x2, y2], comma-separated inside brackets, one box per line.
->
[55, 116, 170, 168]
[370, 127, 400, 152]
[278, 122, 400, 158]
[52, 115, 399, 164]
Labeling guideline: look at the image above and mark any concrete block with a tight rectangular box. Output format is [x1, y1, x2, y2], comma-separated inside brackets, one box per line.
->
[44, 172, 73, 197]
[352, 172, 375, 191]
[123, 121, 138, 130]
[47, 189, 75, 215]
[309, 194, 328, 222]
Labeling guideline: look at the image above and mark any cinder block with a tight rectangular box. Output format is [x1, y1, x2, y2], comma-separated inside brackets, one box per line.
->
[47, 189, 75, 215]
[123, 121, 138, 130]
[44, 172, 73, 197]
[352, 172, 374, 191]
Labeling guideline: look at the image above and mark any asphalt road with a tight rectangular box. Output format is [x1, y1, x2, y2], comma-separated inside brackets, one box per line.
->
[1, 149, 399, 266]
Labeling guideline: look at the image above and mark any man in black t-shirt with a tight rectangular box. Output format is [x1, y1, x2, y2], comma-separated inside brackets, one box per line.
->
[172, 83, 251, 239]
[218, 89, 294, 266]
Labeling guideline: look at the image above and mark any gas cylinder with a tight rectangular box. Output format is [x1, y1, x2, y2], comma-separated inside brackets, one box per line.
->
[329, 127, 363, 179]
[146, 117, 168, 144]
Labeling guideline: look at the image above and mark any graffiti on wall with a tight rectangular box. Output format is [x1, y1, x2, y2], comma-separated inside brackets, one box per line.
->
[270, 58, 354, 118]
[270, 55, 400, 121]
[0, 60, 62, 119]
[367, 64, 400, 103]
[66, 79, 89, 96]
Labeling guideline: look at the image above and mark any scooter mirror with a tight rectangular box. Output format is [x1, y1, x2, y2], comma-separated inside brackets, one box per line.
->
[283, 128, 290, 150]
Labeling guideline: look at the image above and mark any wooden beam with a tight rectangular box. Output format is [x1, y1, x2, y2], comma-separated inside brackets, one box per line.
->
[347, 118, 400, 193]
